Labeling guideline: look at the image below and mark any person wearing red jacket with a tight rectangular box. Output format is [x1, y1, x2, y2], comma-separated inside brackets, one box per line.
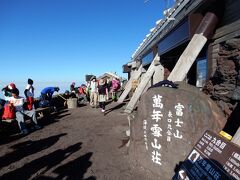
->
[10, 88, 41, 135]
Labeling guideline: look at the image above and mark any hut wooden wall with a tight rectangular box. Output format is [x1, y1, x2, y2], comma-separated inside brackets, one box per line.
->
[212, 0, 240, 45]
[221, 0, 240, 25]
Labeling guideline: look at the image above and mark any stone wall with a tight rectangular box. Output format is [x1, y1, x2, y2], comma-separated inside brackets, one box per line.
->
[203, 37, 240, 117]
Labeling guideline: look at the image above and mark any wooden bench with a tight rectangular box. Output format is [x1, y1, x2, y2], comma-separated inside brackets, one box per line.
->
[35, 107, 51, 117]
[1, 107, 51, 123]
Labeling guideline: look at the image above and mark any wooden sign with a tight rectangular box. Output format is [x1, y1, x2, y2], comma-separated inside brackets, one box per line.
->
[173, 130, 240, 180]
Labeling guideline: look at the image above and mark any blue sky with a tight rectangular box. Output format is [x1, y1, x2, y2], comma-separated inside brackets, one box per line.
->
[0, 0, 173, 85]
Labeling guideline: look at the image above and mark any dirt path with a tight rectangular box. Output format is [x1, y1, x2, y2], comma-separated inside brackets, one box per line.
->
[0, 104, 148, 180]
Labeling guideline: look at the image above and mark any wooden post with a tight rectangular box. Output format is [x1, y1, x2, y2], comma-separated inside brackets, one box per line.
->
[124, 54, 160, 113]
[141, 63, 164, 95]
[117, 64, 143, 103]
[153, 63, 164, 84]
[168, 12, 219, 82]
[167, 34, 207, 81]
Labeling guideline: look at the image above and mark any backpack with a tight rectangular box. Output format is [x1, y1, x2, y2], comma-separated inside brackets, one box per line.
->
[112, 80, 120, 90]
[98, 84, 108, 95]
[78, 87, 84, 94]
[2, 104, 15, 120]
[26, 97, 34, 110]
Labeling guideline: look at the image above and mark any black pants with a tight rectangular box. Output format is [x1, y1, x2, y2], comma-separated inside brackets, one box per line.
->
[40, 93, 53, 106]
[99, 102, 105, 110]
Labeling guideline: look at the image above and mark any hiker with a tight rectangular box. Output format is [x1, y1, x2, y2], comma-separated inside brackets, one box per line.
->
[69, 82, 77, 98]
[78, 84, 88, 104]
[70, 82, 76, 93]
[89, 76, 98, 108]
[40, 87, 59, 102]
[2, 83, 16, 101]
[63, 90, 71, 99]
[70, 82, 77, 93]
[86, 81, 91, 102]
[24, 78, 34, 98]
[60, 90, 70, 107]
[98, 79, 108, 113]
[63, 90, 76, 99]
[40, 87, 60, 110]
[24, 78, 35, 110]
[9, 88, 41, 135]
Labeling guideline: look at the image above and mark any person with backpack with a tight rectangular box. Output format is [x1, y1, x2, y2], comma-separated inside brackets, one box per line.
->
[9, 88, 41, 135]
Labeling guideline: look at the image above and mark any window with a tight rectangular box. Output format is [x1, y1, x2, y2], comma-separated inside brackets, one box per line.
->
[196, 58, 207, 88]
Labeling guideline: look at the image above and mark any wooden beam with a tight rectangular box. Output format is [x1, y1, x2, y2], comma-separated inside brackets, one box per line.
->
[212, 29, 240, 45]
[167, 34, 207, 81]
[212, 19, 240, 40]
[168, 11, 220, 82]
[153, 63, 164, 84]
[117, 64, 143, 103]
[124, 54, 160, 113]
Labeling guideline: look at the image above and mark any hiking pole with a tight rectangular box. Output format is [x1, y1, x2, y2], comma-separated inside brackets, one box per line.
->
[57, 94, 68, 107]
[57, 93, 67, 101]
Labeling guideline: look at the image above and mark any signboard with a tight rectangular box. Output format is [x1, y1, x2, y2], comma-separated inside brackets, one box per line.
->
[173, 130, 240, 180]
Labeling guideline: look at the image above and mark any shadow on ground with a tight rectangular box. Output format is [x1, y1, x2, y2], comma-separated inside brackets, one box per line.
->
[104, 102, 126, 115]
[37, 152, 96, 180]
[0, 133, 66, 169]
[0, 142, 95, 180]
